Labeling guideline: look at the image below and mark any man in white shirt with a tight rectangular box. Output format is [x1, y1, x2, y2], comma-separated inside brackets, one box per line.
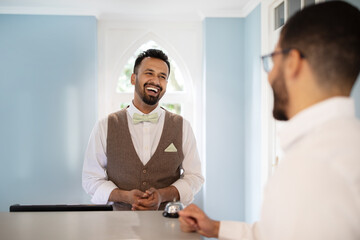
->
[82, 49, 204, 210]
[179, 1, 360, 239]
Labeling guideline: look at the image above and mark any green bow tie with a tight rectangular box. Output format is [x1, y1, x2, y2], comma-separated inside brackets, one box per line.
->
[132, 113, 159, 124]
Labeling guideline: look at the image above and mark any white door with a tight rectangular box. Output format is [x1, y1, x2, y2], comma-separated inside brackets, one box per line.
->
[261, 0, 323, 185]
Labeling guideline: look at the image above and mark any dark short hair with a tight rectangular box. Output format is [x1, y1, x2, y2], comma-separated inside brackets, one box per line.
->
[280, 1, 360, 91]
[133, 49, 170, 76]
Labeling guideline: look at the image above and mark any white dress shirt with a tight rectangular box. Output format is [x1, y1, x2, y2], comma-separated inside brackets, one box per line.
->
[219, 97, 360, 240]
[82, 102, 204, 206]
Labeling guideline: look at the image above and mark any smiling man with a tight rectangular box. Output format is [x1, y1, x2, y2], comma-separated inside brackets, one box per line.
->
[82, 49, 204, 210]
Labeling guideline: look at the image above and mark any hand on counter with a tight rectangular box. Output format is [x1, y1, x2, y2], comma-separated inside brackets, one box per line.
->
[178, 204, 220, 238]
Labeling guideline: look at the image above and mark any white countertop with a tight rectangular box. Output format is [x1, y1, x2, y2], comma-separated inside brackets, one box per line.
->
[0, 211, 201, 240]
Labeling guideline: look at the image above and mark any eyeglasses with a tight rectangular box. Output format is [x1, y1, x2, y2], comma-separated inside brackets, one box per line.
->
[261, 48, 305, 73]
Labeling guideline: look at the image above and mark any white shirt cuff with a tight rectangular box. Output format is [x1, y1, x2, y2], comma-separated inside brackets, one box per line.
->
[91, 181, 118, 204]
[219, 221, 255, 240]
[171, 180, 193, 206]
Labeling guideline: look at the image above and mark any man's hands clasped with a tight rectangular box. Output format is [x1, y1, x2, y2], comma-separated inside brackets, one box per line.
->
[128, 188, 162, 210]
[109, 185, 179, 211]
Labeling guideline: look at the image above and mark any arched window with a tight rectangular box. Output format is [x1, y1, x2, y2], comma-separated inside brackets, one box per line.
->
[114, 39, 194, 122]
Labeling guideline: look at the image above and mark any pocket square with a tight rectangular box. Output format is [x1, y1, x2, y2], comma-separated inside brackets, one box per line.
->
[164, 143, 177, 152]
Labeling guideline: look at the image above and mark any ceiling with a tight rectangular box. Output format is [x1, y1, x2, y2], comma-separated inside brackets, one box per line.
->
[0, 0, 259, 21]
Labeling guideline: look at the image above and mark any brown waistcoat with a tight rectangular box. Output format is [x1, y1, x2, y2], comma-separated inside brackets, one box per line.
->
[106, 108, 184, 210]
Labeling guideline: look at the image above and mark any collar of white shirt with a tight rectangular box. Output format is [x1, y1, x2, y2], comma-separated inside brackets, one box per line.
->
[278, 96, 355, 151]
[126, 101, 164, 123]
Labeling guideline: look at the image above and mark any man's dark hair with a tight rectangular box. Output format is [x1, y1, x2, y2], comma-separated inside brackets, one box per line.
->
[133, 49, 170, 76]
[280, 1, 360, 92]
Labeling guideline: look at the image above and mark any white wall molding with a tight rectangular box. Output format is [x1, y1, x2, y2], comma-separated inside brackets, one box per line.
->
[260, 0, 276, 191]
[241, 0, 261, 17]
[0, 7, 99, 17]
[199, 0, 260, 18]
[0, 0, 261, 20]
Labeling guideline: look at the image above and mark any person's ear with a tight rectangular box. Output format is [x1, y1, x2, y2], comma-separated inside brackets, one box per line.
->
[284, 49, 302, 81]
[131, 73, 136, 86]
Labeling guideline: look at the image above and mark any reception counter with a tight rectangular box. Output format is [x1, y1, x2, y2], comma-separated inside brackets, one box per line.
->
[0, 211, 201, 240]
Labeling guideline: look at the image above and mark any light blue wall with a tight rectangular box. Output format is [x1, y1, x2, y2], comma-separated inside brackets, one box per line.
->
[204, 5, 261, 222]
[344, 0, 360, 10]
[346, 0, 360, 119]
[204, 18, 246, 221]
[353, 78, 360, 119]
[243, 4, 262, 224]
[0, 15, 97, 212]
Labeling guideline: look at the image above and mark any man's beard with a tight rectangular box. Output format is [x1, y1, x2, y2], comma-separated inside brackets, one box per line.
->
[271, 67, 289, 121]
[135, 78, 163, 106]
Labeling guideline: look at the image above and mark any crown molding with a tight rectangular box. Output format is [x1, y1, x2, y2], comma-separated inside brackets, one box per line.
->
[0, 0, 260, 20]
[241, 0, 260, 17]
[0, 6, 201, 21]
[0, 6, 99, 18]
[199, 0, 260, 19]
